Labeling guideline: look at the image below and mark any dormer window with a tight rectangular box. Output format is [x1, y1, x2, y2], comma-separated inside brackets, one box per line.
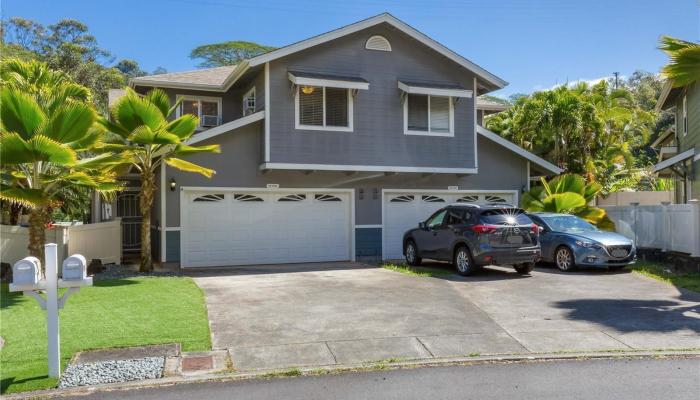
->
[176, 95, 222, 129]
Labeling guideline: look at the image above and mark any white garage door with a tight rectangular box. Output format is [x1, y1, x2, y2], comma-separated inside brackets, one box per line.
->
[383, 191, 516, 260]
[181, 189, 352, 267]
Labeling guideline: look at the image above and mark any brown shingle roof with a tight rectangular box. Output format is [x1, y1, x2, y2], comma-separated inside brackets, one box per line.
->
[131, 65, 237, 87]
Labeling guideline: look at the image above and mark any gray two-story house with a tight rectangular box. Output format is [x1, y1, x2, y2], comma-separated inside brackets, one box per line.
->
[124, 13, 561, 268]
[653, 78, 700, 203]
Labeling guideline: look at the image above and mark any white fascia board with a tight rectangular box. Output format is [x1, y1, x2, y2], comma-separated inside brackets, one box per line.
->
[186, 110, 265, 145]
[652, 148, 695, 172]
[129, 79, 226, 92]
[288, 73, 369, 90]
[398, 81, 472, 98]
[246, 13, 507, 89]
[260, 162, 477, 174]
[654, 80, 674, 113]
[650, 126, 676, 149]
[476, 125, 563, 175]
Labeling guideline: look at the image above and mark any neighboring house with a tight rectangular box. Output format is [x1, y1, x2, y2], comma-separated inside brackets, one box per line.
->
[100, 13, 562, 267]
[653, 79, 700, 203]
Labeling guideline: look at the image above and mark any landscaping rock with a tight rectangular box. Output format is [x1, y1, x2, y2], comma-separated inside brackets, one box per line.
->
[93, 264, 178, 281]
[58, 356, 165, 388]
[87, 259, 105, 275]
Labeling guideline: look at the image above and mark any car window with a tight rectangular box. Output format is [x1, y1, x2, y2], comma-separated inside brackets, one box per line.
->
[426, 210, 447, 228]
[445, 209, 464, 225]
[541, 215, 598, 233]
[479, 209, 532, 225]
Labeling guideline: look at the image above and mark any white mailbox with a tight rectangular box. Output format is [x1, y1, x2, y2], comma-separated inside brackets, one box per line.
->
[62, 255, 87, 281]
[12, 257, 41, 287]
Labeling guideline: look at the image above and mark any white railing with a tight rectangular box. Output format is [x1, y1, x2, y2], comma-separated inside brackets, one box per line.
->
[0, 219, 122, 266]
[602, 201, 700, 257]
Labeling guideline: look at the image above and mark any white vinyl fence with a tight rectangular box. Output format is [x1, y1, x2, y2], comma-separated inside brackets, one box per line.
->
[602, 202, 700, 257]
[0, 219, 122, 267]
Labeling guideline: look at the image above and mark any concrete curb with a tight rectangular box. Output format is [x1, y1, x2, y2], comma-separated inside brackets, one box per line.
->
[6, 349, 700, 399]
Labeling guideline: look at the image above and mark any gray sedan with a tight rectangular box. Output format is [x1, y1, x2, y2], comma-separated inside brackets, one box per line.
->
[527, 212, 636, 271]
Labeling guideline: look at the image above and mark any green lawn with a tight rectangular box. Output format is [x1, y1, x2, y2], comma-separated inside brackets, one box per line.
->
[1, 277, 211, 394]
[382, 263, 455, 277]
[629, 262, 700, 293]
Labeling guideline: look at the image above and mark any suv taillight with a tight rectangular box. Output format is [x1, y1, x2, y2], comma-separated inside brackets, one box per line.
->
[531, 224, 541, 234]
[472, 224, 498, 234]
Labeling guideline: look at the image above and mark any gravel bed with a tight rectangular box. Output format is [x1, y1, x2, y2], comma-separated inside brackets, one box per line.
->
[58, 356, 165, 388]
[93, 264, 178, 281]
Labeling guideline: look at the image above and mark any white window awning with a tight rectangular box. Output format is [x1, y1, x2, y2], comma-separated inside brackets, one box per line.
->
[398, 81, 473, 98]
[288, 71, 369, 90]
[652, 148, 695, 173]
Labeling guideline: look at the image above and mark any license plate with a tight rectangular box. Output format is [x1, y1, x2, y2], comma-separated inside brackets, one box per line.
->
[506, 235, 524, 244]
[611, 248, 628, 258]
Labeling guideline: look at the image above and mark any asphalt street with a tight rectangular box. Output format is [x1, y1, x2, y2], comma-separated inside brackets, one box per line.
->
[67, 357, 700, 400]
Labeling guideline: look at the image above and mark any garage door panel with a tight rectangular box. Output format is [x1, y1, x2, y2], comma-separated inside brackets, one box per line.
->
[182, 189, 351, 267]
[383, 191, 515, 260]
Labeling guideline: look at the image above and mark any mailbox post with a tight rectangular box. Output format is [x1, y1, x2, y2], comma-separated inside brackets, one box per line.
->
[9, 244, 92, 378]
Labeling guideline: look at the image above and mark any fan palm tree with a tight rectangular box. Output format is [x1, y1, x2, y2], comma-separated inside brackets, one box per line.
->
[520, 174, 615, 231]
[100, 88, 220, 272]
[0, 59, 121, 266]
[659, 36, 700, 87]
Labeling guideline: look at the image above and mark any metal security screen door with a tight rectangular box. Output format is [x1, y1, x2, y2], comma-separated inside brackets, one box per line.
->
[116, 191, 141, 252]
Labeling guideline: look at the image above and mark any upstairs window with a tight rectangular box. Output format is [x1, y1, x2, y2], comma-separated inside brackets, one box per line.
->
[242, 87, 256, 116]
[405, 93, 452, 136]
[296, 85, 352, 131]
[177, 95, 222, 129]
[683, 95, 688, 137]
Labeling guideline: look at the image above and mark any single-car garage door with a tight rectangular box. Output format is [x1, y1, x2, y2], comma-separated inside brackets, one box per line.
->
[181, 189, 352, 267]
[383, 190, 516, 260]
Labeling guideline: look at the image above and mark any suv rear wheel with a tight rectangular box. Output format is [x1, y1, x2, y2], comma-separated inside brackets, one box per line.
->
[454, 246, 477, 276]
[405, 240, 422, 266]
[514, 262, 534, 275]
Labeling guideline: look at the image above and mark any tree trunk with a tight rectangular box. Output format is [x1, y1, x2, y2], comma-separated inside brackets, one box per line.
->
[27, 207, 47, 274]
[10, 203, 22, 225]
[139, 169, 155, 272]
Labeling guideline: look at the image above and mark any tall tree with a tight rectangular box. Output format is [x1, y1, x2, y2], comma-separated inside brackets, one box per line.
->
[1, 17, 151, 112]
[100, 88, 221, 272]
[189, 41, 276, 67]
[0, 59, 120, 266]
[659, 36, 700, 87]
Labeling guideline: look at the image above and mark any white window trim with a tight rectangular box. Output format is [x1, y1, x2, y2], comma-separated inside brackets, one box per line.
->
[288, 73, 369, 90]
[295, 86, 354, 132]
[683, 95, 688, 137]
[403, 94, 455, 137]
[242, 86, 256, 116]
[175, 94, 223, 130]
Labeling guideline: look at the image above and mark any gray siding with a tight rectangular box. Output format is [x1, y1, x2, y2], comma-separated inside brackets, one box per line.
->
[268, 23, 477, 169]
[166, 231, 180, 262]
[163, 124, 527, 227]
[674, 82, 700, 200]
[355, 227, 382, 257]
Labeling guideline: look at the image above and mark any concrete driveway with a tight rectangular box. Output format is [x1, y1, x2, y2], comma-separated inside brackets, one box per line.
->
[189, 263, 700, 371]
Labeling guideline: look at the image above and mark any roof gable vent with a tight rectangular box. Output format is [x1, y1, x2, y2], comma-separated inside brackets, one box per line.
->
[365, 35, 392, 52]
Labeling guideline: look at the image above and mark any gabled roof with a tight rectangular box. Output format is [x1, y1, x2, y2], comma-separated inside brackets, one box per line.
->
[131, 65, 237, 91]
[650, 125, 676, 149]
[476, 126, 563, 175]
[655, 79, 685, 112]
[131, 13, 507, 92]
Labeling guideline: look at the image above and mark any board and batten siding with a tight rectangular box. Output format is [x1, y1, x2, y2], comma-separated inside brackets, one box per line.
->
[675, 82, 700, 200]
[267, 22, 477, 169]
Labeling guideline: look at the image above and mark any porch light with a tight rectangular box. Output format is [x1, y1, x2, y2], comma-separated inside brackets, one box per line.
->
[301, 86, 315, 94]
[170, 178, 177, 192]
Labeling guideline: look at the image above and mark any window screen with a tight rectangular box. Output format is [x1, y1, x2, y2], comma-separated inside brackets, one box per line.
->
[407, 94, 429, 131]
[325, 87, 348, 127]
[430, 96, 450, 132]
[181, 100, 199, 117]
[299, 86, 323, 126]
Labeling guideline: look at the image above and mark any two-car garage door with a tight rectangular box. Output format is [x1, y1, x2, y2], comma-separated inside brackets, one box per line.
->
[181, 189, 352, 267]
[382, 191, 517, 260]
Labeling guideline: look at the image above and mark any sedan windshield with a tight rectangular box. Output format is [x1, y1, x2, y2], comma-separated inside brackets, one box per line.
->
[542, 215, 598, 233]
